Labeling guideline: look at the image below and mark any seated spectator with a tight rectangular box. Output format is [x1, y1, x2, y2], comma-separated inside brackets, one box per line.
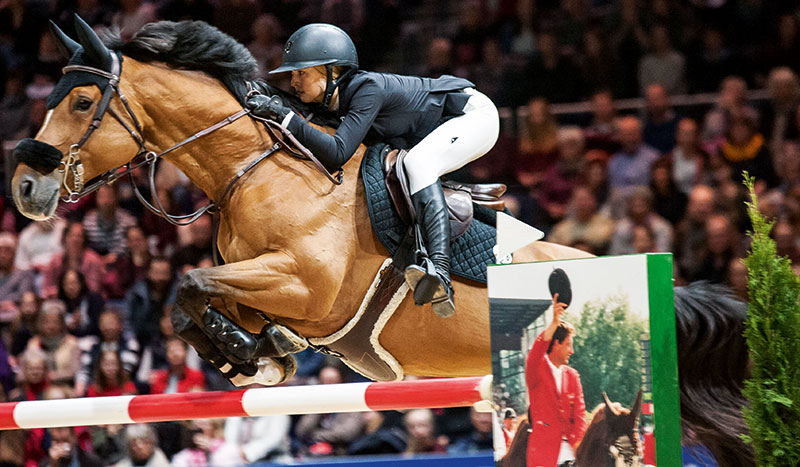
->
[642, 83, 680, 154]
[26, 300, 80, 387]
[583, 90, 619, 155]
[295, 365, 366, 456]
[86, 350, 137, 397]
[539, 127, 586, 224]
[581, 150, 611, 210]
[404, 409, 447, 454]
[149, 337, 205, 394]
[632, 223, 658, 253]
[103, 225, 151, 301]
[14, 218, 66, 274]
[347, 411, 406, 456]
[547, 186, 615, 255]
[675, 185, 717, 280]
[82, 184, 137, 259]
[57, 269, 104, 337]
[75, 307, 140, 396]
[772, 220, 800, 264]
[10, 348, 50, 402]
[126, 257, 177, 348]
[718, 114, 778, 189]
[447, 407, 494, 454]
[760, 67, 800, 158]
[41, 220, 104, 298]
[701, 76, 757, 151]
[608, 116, 661, 196]
[515, 98, 560, 189]
[669, 117, 709, 194]
[650, 158, 688, 225]
[10, 290, 40, 357]
[637, 23, 687, 96]
[0, 232, 34, 321]
[171, 216, 213, 275]
[39, 426, 103, 467]
[609, 187, 674, 255]
[213, 411, 292, 464]
[726, 259, 748, 302]
[112, 424, 170, 467]
[693, 214, 744, 283]
[171, 419, 226, 467]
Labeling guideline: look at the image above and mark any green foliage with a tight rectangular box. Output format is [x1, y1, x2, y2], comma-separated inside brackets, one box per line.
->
[567, 294, 646, 412]
[742, 174, 800, 466]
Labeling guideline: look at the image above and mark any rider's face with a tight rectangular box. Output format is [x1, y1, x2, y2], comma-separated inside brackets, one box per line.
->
[290, 67, 327, 104]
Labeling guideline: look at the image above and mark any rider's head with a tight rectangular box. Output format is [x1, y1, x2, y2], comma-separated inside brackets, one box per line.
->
[270, 23, 358, 109]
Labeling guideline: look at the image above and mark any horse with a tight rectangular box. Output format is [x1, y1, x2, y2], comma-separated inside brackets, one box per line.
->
[574, 391, 643, 467]
[11, 18, 591, 386]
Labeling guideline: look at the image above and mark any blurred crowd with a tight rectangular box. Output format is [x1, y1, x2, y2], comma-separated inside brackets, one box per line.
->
[3, 0, 800, 465]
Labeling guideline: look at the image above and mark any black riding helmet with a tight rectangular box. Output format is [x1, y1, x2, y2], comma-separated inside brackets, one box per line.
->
[270, 23, 358, 110]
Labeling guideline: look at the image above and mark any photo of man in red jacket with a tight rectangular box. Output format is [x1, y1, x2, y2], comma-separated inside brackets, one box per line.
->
[525, 293, 587, 467]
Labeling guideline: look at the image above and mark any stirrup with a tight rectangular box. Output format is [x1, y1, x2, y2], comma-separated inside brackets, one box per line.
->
[404, 260, 455, 318]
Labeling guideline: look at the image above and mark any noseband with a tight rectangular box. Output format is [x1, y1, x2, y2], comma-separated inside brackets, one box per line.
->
[55, 54, 339, 226]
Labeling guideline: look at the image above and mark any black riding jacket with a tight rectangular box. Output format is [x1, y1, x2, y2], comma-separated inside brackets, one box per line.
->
[284, 71, 474, 170]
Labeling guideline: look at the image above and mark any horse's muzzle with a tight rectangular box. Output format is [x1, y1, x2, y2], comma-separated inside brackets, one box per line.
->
[14, 138, 63, 174]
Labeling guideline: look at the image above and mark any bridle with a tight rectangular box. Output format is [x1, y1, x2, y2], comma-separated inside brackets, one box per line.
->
[58, 52, 342, 226]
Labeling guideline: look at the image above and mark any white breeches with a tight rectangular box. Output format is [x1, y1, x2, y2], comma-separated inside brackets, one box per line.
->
[403, 88, 500, 194]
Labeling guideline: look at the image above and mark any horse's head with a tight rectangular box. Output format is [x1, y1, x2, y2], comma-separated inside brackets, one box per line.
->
[13, 15, 142, 220]
[601, 390, 643, 466]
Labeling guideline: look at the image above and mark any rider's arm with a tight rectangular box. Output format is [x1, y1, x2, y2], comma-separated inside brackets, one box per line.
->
[285, 79, 382, 171]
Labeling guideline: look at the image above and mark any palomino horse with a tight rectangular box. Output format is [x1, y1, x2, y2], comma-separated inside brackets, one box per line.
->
[11, 18, 590, 385]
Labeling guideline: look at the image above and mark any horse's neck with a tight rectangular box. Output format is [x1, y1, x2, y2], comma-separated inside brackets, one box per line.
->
[122, 58, 272, 202]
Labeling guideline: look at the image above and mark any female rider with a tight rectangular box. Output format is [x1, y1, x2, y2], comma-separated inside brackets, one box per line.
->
[246, 24, 500, 318]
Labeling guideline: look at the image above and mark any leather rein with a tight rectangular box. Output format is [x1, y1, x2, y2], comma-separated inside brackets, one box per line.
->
[58, 54, 342, 227]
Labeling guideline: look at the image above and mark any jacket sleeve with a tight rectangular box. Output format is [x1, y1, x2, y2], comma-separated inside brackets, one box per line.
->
[525, 331, 551, 391]
[567, 369, 587, 447]
[286, 79, 382, 170]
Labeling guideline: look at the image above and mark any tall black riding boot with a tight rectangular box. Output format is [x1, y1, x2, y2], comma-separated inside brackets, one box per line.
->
[404, 182, 455, 317]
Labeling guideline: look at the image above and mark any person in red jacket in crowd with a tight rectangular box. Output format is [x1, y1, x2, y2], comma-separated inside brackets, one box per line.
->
[525, 294, 587, 467]
[149, 337, 205, 394]
[86, 350, 137, 397]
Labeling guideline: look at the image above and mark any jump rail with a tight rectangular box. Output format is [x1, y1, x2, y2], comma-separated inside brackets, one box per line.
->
[0, 376, 493, 430]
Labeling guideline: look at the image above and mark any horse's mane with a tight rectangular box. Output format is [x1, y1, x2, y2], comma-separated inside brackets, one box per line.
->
[674, 282, 754, 466]
[575, 403, 612, 466]
[99, 21, 338, 126]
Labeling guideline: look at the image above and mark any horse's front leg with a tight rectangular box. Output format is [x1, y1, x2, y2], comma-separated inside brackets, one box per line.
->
[173, 251, 313, 385]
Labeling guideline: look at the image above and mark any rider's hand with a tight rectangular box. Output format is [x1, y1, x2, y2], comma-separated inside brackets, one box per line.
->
[246, 94, 291, 122]
[552, 293, 568, 323]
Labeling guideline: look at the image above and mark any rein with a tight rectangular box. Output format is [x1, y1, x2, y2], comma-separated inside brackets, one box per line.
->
[58, 56, 341, 226]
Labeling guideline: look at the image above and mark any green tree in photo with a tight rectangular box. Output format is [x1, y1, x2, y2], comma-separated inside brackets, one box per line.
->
[742, 174, 800, 465]
[567, 294, 646, 411]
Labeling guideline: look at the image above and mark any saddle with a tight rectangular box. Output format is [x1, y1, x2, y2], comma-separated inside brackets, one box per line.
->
[382, 148, 506, 238]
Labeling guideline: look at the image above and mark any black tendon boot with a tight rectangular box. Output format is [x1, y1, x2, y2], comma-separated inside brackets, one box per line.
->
[404, 182, 455, 317]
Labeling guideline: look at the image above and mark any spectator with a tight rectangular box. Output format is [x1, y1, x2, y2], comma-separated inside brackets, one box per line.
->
[609, 187, 674, 255]
[82, 185, 138, 258]
[701, 76, 758, 151]
[75, 307, 140, 396]
[669, 117, 709, 194]
[578, 27, 624, 98]
[762, 13, 800, 76]
[295, 365, 366, 456]
[718, 114, 777, 189]
[247, 14, 284, 79]
[403, 409, 447, 454]
[85, 350, 137, 398]
[650, 158, 688, 225]
[675, 185, 716, 281]
[9, 347, 50, 402]
[126, 257, 177, 348]
[760, 67, 800, 156]
[171, 216, 213, 275]
[41, 221, 104, 299]
[726, 258, 748, 302]
[110, 0, 158, 41]
[25, 300, 80, 387]
[0, 232, 34, 313]
[523, 30, 583, 103]
[516, 98, 560, 189]
[419, 37, 453, 79]
[608, 115, 661, 200]
[689, 28, 741, 93]
[103, 225, 151, 301]
[0, 69, 30, 141]
[581, 150, 611, 210]
[608, 0, 648, 98]
[452, 0, 489, 71]
[548, 185, 615, 255]
[694, 214, 743, 283]
[583, 90, 619, 155]
[112, 424, 170, 467]
[14, 219, 66, 274]
[10, 290, 40, 357]
[39, 426, 103, 467]
[447, 407, 493, 454]
[642, 83, 680, 154]
[631, 223, 657, 253]
[347, 411, 406, 456]
[213, 411, 292, 464]
[539, 127, 587, 224]
[56, 269, 104, 337]
[149, 337, 205, 394]
[171, 419, 227, 467]
[773, 220, 800, 264]
[637, 23, 687, 95]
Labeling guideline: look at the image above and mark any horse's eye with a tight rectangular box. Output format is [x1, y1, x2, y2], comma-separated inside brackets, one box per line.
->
[74, 98, 93, 112]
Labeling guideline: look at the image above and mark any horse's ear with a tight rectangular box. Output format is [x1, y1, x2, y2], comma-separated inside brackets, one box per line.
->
[630, 389, 643, 419]
[602, 392, 619, 416]
[73, 14, 112, 70]
[49, 21, 80, 59]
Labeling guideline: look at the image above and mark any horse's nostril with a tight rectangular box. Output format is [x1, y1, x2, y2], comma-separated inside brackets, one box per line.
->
[20, 180, 33, 200]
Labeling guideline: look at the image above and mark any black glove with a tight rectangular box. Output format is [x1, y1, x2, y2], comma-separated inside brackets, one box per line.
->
[246, 94, 291, 122]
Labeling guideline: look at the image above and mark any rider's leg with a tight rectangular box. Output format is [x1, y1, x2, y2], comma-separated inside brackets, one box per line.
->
[402, 89, 499, 317]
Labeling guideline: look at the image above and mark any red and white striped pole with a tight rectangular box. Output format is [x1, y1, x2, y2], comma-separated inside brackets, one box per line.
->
[0, 376, 493, 430]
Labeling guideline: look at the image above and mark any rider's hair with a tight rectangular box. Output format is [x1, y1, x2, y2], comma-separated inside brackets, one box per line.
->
[547, 321, 575, 354]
